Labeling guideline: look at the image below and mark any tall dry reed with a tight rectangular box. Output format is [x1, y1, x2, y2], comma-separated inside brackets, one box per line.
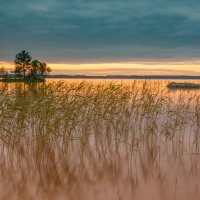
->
[0, 80, 199, 199]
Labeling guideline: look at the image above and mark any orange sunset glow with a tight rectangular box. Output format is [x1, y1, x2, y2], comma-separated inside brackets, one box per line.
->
[1, 60, 200, 75]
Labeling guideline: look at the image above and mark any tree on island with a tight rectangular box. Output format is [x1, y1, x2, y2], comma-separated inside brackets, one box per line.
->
[13, 50, 52, 82]
[28, 60, 52, 81]
[30, 59, 40, 79]
[14, 50, 32, 79]
[0, 66, 8, 79]
[39, 62, 52, 81]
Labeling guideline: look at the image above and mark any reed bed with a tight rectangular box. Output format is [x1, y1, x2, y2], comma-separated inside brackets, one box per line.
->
[0, 80, 199, 200]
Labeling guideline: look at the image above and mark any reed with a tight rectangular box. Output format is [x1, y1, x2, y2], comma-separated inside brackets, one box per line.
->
[0, 80, 199, 200]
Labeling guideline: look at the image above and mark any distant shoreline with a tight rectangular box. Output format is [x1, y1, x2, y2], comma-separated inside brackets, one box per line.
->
[2, 75, 200, 80]
[46, 75, 200, 80]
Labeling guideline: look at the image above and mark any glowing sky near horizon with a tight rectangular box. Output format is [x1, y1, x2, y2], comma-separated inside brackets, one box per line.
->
[2, 60, 200, 75]
[1, 0, 200, 75]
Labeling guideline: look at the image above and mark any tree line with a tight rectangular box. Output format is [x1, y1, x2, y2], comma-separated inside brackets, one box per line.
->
[14, 50, 52, 82]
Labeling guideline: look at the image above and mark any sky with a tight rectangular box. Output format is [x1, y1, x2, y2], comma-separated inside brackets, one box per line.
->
[1, 0, 200, 75]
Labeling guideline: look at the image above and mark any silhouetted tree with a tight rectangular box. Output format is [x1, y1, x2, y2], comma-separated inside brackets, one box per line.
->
[0, 66, 8, 79]
[39, 62, 52, 81]
[13, 50, 52, 82]
[14, 50, 32, 79]
[0, 66, 5, 76]
[30, 60, 40, 80]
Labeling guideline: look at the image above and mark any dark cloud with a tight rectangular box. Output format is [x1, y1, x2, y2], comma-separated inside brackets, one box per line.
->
[1, 0, 200, 62]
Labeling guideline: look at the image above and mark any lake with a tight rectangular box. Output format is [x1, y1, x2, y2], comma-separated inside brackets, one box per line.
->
[0, 79, 200, 199]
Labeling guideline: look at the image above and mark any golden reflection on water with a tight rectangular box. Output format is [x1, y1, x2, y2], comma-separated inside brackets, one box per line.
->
[0, 79, 200, 199]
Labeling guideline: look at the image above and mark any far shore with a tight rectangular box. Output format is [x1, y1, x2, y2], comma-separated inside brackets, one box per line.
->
[46, 75, 200, 79]
[1, 75, 200, 80]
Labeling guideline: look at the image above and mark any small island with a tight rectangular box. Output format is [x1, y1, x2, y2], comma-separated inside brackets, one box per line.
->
[1, 50, 52, 83]
[167, 82, 200, 89]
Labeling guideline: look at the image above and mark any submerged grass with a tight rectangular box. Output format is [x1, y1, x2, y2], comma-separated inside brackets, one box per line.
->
[0, 80, 200, 199]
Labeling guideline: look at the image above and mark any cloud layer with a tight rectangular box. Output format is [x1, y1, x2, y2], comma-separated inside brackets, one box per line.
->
[1, 0, 200, 62]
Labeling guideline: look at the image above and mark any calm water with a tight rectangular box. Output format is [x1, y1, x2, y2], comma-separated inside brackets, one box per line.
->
[48, 79, 200, 200]
[46, 77, 200, 92]
[2, 78, 200, 92]
[0, 79, 200, 200]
